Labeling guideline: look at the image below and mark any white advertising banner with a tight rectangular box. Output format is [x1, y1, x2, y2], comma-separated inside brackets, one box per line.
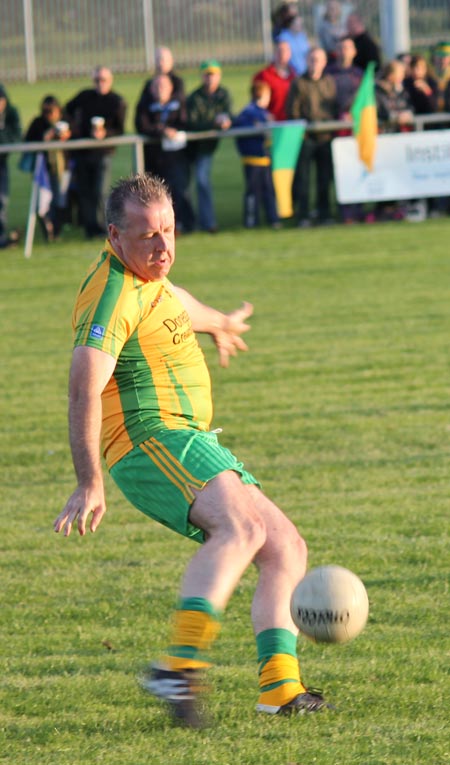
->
[332, 129, 450, 203]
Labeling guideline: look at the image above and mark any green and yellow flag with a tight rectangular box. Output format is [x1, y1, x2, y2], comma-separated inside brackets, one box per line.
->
[271, 124, 305, 218]
[351, 61, 377, 172]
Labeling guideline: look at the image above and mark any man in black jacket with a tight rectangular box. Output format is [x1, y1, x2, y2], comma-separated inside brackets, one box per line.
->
[65, 67, 127, 239]
[346, 13, 381, 73]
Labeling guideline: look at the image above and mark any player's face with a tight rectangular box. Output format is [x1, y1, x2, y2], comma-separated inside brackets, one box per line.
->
[109, 198, 176, 282]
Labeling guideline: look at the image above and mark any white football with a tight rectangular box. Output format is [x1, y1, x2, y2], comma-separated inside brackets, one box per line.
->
[290, 565, 369, 643]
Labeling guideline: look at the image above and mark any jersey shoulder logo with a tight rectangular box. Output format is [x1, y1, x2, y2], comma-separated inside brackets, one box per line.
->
[89, 324, 105, 339]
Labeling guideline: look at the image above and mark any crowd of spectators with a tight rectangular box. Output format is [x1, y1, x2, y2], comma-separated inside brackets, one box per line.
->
[1, 1, 450, 246]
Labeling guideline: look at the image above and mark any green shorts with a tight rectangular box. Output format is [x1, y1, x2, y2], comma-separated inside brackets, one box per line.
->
[110, 429, 260, 543]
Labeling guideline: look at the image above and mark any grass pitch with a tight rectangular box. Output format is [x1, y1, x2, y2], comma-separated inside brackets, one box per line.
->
[1, 72, 449, 765]
[2, 218, 449, 765]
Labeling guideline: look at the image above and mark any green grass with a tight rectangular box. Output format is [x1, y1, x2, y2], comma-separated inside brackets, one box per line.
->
[2, 220, 450, 765]
[1, 76, 450, 765]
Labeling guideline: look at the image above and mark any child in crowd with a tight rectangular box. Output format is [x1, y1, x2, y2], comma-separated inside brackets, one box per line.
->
[233, 81, 280, 229]
[24, 95, 72, 241]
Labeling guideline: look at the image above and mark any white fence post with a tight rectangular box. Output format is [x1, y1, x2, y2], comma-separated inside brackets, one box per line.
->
[142, 0, 155, 73]
[379, 0, 411, 59]
[261, 0, 273, 63]
[23, 0, 37, 83]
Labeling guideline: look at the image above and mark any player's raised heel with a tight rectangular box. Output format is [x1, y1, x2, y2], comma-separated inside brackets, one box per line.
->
[139, 663, 207, 729]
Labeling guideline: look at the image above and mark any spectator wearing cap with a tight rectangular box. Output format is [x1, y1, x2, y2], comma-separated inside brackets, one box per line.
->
[0, 83, 21, 248]
[431, 41, 450, 112]
[186, 60, 232, 233]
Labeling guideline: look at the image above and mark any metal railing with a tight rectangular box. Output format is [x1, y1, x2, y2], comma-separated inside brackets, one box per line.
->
[2, 112, 449, 162]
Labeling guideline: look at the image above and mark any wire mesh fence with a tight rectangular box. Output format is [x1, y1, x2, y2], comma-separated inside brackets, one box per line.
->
[1, 0, 449, 82]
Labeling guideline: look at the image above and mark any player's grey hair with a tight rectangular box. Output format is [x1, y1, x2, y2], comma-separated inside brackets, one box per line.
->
[106, 173, 172, 230]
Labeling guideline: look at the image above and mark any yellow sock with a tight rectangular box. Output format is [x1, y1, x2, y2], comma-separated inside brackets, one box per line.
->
[163, 598, 220, 671]
[256, 629, 306, 709]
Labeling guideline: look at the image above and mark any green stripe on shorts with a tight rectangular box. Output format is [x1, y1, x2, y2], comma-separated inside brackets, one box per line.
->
[110, 428, 260, 543]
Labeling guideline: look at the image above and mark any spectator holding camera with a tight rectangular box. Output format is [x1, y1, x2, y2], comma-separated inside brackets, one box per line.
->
[24, 95, 72, 241]
[135, 46, 185, 120]
[135, 74, 194, 234]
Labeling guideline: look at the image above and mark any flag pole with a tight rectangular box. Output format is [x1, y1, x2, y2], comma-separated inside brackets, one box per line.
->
[24, 168, 39, 259]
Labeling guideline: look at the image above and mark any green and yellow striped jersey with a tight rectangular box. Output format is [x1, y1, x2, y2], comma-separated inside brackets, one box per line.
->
[73, 241, 212, 468]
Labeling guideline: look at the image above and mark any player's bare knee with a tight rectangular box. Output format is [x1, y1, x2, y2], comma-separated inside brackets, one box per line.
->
[294, 531, 308, 562]
[255, 525, 307, 572]
[232, 510, 266, 555]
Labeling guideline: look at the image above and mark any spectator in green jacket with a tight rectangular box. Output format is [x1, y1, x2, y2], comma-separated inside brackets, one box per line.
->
[0, 83, 21, 247]
[186, 60, 232, 233]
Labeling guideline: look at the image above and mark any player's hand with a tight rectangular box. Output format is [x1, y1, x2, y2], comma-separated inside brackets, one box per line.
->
[53, 484, 106, 537]
[213, 301, 253, 368]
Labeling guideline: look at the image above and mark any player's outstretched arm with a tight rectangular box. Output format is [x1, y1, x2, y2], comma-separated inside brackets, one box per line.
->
[54, 346, 116, 537]
[172, 285, 253, 367]
[210, 301, 253, 368]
